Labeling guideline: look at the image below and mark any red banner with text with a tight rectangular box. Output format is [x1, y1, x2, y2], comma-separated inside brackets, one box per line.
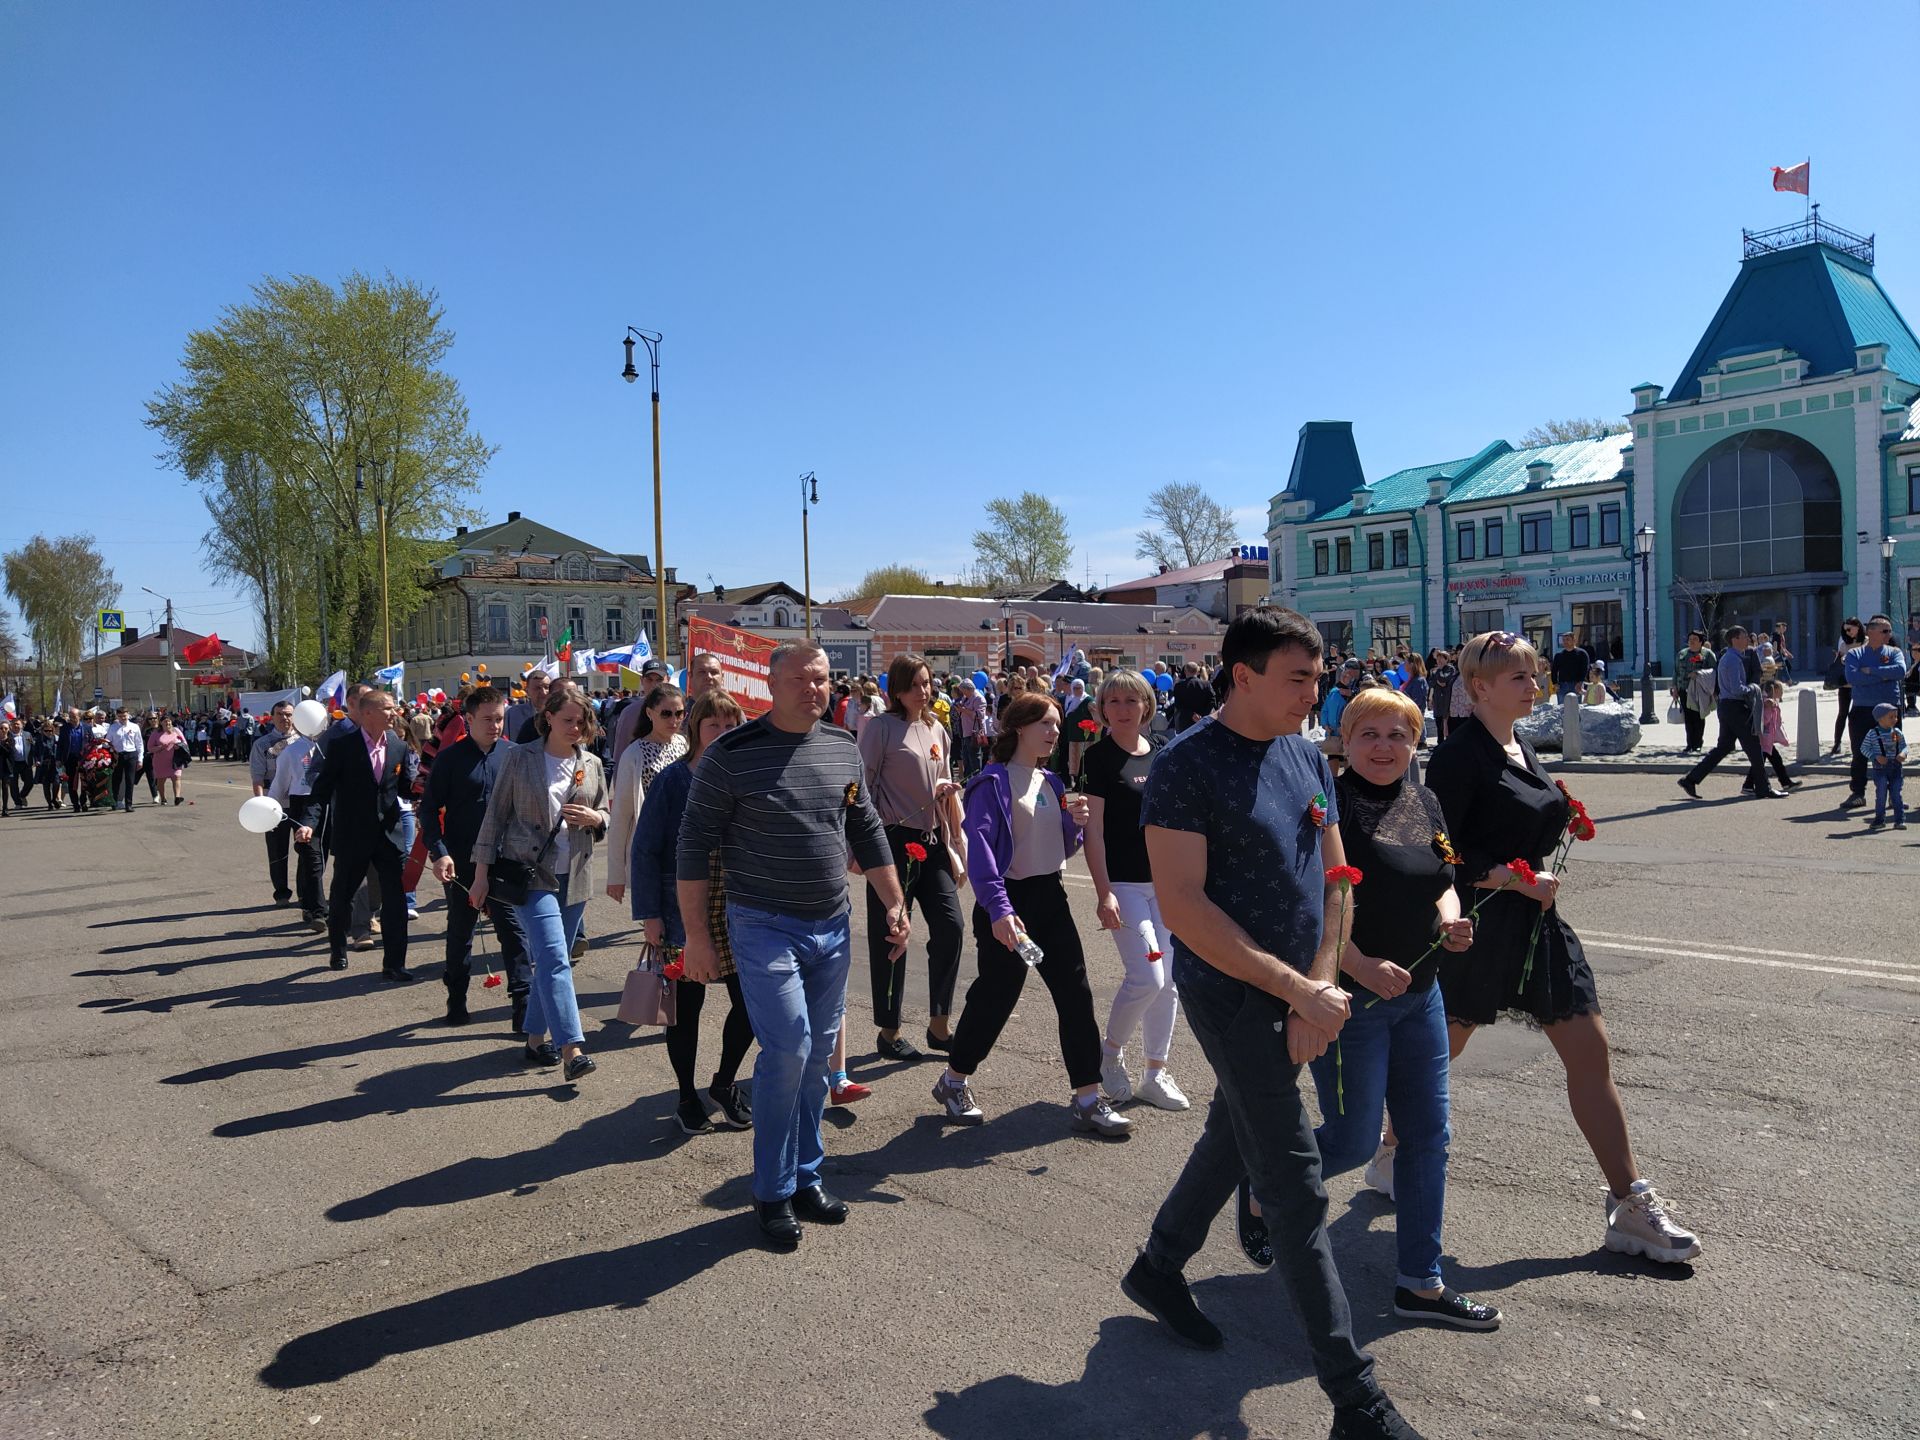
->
[686, 616, 778, 717]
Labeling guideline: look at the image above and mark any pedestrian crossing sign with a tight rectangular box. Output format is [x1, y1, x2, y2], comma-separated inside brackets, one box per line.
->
[98, 610, 124, 633]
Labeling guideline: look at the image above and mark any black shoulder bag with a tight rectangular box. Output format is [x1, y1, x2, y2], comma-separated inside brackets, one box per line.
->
[489, 809, 566, 907]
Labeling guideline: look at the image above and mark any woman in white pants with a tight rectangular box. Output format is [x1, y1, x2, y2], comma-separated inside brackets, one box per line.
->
[1082, 669, 1187, 1110]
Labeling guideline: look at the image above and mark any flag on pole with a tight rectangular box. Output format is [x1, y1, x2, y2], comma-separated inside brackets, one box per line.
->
[571, 647, 595, 677]
[178, 632, 222, 665]
[54, 687, 64, 715]
[373, 660, 405, 690]
[1771, 161, 1810, 195]
[316, 670, 348, 708]
[1, 692, 14, 719]
[535, 655, 562, 679]
[554, 626, 574, 664]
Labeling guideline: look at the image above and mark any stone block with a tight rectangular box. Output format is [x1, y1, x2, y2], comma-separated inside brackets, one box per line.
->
[1518, 699, 1641, 754]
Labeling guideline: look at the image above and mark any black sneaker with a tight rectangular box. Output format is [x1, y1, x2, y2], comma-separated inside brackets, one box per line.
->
[1841, 793, 1866, 810]
[1236, 1176, 1272, 1270]
[1392, 1285, 1501, 1331]
[1329, 1393, 1425, 1439]
[1677, 778, 1699, 800]
[1120, 1253, 1223, 1350]
[677, 1097, 715, 1135]
[708, 1082, 752, 1130]
[875, 1031, 921, 1061]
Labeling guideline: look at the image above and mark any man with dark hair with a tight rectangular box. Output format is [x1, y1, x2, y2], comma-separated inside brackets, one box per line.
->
[1840, 614, 1909, 809]
[421, 685, 530, 1028]
[1550, 631, 1591, 702]
[1170, 662, 1216, 734]
[1121, 607, 1423, 1440]
[308, 688, 419, 980]
[1678, 625, 1780, 800]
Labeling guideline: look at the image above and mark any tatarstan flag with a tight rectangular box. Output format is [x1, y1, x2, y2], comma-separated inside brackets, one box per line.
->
[554, 626, 573, 664]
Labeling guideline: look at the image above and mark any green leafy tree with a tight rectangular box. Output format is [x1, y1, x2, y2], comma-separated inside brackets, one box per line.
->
[146, 272, 494, 682]
[1135, 481, 1242, 569]
[972, 492, 1073, 589]
[836, 564, 989, 601]
[3, 535, 117, 713]
[1518, 417, 1628, 446]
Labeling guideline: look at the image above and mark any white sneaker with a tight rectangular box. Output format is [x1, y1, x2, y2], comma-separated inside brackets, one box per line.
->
[931, 1072, 984, 1125]
[1100, 1048, 1133, 1105]
[1604, 1182, 1701, 1264]
[1135, 1068, 1190, 1111]
[1069, 1095, 1134, 1137]
[1363, 1142, 1396, 1200]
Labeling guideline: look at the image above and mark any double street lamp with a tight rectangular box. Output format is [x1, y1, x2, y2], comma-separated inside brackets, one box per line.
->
[1634, 524, 1657, 725]
[622, 328, 669, 663]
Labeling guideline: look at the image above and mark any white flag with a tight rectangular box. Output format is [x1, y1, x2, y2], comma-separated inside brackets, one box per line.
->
[316, 670, 348, 708]
[571, 647, 595, 677]
[0, 692, 13, 719]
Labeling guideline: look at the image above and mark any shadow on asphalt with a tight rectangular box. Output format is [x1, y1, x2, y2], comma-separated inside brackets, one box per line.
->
[258, 1212, 752, 1390]
[88, 904, 282, 930]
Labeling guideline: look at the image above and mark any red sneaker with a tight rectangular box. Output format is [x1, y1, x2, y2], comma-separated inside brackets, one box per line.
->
[830, 1079, 872, 1106]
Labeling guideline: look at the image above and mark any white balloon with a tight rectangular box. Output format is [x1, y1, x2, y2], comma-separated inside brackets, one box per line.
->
[291, 699, 329, 737]
[300, 685, 312, 697]
[238, 795, 285, 834]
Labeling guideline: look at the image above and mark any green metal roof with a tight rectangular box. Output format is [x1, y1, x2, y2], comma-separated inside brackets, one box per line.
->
[1315, 456, 1475, 520]
[1824, 255, 1920, 384]
[1301, 433, 1626, 522]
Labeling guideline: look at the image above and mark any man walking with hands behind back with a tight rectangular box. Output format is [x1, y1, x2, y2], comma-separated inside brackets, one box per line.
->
[675, 640, 912, 1250]
[307, 688, 419, 981]
[1120, 607, 1425, 1440]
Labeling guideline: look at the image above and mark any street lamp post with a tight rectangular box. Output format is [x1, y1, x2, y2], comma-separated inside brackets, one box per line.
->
[1000, 598, 1013, 674]
[799, 472, 820, 637]
[355, 460, 392, 667]
[1882, 535, 1897, 619]
[622, 328, 668, 663]
[1635, 525, 1657, 725]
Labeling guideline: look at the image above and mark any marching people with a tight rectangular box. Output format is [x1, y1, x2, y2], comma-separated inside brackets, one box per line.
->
[606, 683, 689, 895]
[1426, 630, 1700, 1264]
[630, 687, 758, 1134]
[304, 688, 419, 981]
[857, 653, 966, 1063]
[104, 709, 143, 812]
[1671, 630, 1717, 754]
[1840, 615, 1909, 810]
[931, 691, 1131, 1137]
[470, 690, 611, 1080]
[1745, 679, 1800, 796]
[1677, 626, 1781, 800]
[148, 716, 187, 806]
[79, 712, 114, 811]
[674, 640, 911, 1248]
[420, 686, 532, 1030]
[249, 701, 298, 904]
[608, 658, 670, 762]
[1, 719, 28, 814]
[504, 668, 547, 742]
[1052, 676, 1097, 783]
[1121, 608, 1423, 1440]
[1082, 669, 1187, 1111]
[268, 710, 329, 933]
[31, 720, 61, 808]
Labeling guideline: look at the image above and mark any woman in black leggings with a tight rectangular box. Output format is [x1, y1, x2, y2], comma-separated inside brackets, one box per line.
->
[1831, 617, 1864, 753]
[630, 688, 758, 1136]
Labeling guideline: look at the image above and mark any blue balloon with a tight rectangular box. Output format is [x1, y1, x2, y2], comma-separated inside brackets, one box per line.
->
[1153, 671, 1174, 692]
[972, 669, 991, 692]
[877, 674, 888, 692]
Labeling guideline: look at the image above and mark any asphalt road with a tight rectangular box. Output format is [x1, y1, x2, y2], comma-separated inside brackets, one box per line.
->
[1, 761, 1913, 1440]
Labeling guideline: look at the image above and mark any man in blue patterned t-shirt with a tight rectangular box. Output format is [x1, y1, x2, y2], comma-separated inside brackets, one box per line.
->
[1118, 608, 1424, 1440]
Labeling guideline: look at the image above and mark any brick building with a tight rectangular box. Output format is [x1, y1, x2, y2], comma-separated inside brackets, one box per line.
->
[842, 593, 1225, 677]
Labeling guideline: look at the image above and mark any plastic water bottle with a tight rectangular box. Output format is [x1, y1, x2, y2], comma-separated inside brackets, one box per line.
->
[1014, 934, 1044, 968]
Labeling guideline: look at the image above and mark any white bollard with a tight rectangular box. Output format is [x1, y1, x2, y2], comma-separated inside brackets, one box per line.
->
[1795, 686, 1821, 765]
[1562, 694, 1582, 762]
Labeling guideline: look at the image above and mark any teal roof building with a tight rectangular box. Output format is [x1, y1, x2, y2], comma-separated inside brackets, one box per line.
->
[1265, 216, 1920, 675]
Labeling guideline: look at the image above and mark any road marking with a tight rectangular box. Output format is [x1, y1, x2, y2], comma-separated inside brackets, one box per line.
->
[1584, 938, 1920, 985]
[1582, 928, 1920, 972]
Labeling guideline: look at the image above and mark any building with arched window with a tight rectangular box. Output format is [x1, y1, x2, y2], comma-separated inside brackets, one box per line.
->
[1266, 217, 1920, 673]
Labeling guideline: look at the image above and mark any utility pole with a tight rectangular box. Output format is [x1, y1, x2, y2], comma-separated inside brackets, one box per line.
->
[800, 472, 819, 637]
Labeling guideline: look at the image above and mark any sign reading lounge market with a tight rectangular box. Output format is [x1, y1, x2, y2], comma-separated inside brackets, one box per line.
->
[1447, 568, 1631, 595]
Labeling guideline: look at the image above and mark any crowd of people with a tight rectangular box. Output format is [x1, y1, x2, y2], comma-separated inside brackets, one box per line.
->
[87, 608, 1764, 1440]
[0, 705, 203, 815]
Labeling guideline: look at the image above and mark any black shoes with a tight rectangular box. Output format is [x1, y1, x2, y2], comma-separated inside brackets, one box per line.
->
[328, 954, 350, 971]
[563, 1053, 596, 1082]
[510, 1000, 528, 1037]
[1677, 779, 1699, 800]
[1120, 1253, 1223, 1350]
[1391, 1285, 1501, 1330]
[303, 913, 326, 934]
[522, 1041, 560, 1068]
[1329, 1394, 1424, 1439]
[382, 966, 417, 984]
[923, 1027, 952, 1054]
[791, 1184, 848, 1224]
[1236, 1177, 1273, 1270]
[875, 1031, 921, 1061]
[708, 1082, 752, 1130]
[445, 1000, 470, 1026]
[677, 1097, 715, 1134]
[1841, 793, 1866, 810]
[756, 1199, 801, 1248]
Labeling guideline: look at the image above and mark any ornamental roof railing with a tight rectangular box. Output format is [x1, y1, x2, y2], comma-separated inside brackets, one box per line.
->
[1743, 212, 1873, 264]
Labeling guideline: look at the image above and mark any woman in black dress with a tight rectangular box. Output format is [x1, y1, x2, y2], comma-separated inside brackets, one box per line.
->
[1420, 631, 1701, 1265]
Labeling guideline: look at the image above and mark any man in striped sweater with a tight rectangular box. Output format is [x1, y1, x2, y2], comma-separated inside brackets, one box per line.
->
[677, 640, 912, 1249]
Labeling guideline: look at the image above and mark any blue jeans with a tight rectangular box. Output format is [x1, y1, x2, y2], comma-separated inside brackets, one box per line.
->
[1145, 957, 1378, 1409]
[1308, 983, 1450, 1292]
[514, 876, 587, 1049]
[399, 809, 417, 906]
[726, 901, 852, 1204]
[1873, 761, 1905, 820]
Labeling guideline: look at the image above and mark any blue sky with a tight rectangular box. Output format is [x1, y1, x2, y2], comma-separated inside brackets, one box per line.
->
[3, 2, 1915, 653]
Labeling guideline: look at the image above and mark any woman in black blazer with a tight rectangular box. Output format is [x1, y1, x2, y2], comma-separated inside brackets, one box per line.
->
[1417, 631, 1702, 1267]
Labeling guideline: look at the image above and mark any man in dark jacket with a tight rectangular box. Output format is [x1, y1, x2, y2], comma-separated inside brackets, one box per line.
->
[420, 686, 530, 1028]
[304, 688, 419, 980]
[1550, 633, 1591, 702]
[1171, 664, 1217, 733]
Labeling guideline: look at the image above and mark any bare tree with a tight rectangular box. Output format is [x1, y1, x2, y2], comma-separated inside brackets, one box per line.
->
[1518, 417, 1629, 446]
[1670, 573, 1727, 646]
[1134, 482, 1242, 570]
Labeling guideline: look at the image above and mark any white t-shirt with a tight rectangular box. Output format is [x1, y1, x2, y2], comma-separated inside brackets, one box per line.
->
[544, 749, 576, 872]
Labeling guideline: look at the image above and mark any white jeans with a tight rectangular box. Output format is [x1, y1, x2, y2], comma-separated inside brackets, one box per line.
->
[1102, 881, 1180, 1063]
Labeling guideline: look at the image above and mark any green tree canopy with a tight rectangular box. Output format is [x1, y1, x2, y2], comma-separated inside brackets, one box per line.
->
[3, 534, 117, 713]
[972, 492, 1073, 590]
[835, 564, 988, 601]
[146, 272, 494, 683]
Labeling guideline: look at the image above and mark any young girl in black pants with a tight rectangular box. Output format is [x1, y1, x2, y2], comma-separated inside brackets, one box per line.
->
[932, 692, 1131, 1137]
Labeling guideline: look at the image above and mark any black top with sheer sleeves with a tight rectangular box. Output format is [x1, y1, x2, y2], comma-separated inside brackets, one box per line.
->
[1332, 768, 1454, 996]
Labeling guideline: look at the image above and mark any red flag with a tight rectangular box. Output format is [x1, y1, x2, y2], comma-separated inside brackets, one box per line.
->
[178, 632, 222, 665]
[1771, 161, 1809, 196]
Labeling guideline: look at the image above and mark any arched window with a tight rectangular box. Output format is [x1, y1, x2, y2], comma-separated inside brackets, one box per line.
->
[1673, 430, 1842, 581]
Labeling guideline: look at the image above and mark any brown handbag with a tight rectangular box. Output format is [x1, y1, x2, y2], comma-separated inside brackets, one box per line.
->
[617, 945, 677, 1027]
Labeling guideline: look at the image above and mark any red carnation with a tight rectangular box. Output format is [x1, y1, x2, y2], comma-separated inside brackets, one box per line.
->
[904, 841, 929, 863]
[482, 972, 503, 989]
[1570, 813, 1597, 842]
[1325, 865, 1363, 887]
[1078, 718, 1098, 734]
[1506, 858, 1538, 887]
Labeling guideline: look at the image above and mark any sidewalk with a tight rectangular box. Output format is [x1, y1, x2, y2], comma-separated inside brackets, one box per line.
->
[1535, 682, 1874, 775]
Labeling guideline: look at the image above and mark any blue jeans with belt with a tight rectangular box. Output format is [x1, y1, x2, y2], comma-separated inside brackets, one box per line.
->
[1308, 983, 1450, 1293]
[515, 875, 587, 1049]
[725, 901, 851, 1204]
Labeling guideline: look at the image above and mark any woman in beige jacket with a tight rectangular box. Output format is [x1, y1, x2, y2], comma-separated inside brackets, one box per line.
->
[471, 690, 611, 1081]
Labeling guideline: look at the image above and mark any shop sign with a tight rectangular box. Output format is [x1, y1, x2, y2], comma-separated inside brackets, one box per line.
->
[1447, 568, 1630, 596]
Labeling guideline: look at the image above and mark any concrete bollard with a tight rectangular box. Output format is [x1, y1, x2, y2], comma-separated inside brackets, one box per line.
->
[1562, 694, 1582, 761]
[1796, 686, 1822, 765]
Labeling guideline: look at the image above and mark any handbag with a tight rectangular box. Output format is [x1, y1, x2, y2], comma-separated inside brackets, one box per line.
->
[1823, 656, 1846, 690]
[1665, 700, 1683, 725]
[617, 943, 678, 1026]
[490, 812, 565, 907]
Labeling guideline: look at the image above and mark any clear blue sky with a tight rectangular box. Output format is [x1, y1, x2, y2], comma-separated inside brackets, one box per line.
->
[3, 2, 1915, 653]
